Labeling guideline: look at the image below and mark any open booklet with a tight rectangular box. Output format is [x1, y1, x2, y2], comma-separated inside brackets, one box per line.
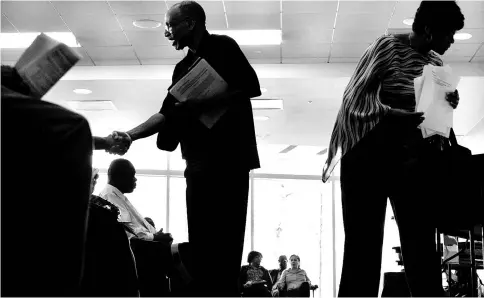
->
[15, 33, 81, 98]
[168, 57, 229, 129]
[414, 64, 460, 138]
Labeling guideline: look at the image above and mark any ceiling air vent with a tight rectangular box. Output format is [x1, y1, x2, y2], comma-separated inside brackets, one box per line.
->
[66, 100, 117, 111]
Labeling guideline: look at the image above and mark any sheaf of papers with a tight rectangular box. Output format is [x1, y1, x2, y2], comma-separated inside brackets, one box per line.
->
[414, 64, 461, 138]
[15, 33, 81, 98]
[168, 58, 229, 129]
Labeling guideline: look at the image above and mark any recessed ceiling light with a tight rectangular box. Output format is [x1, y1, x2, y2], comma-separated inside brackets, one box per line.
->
[133, 19, 162, 29]
[260, 87, 267, 93]
[254, 116, 270, 121]
[73, 88, 92, 95]
[454, 32, 472, 40]
[403, 18, 414, 26]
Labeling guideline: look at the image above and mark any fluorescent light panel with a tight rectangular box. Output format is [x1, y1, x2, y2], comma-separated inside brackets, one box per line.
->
[251, 98, 283, 110]
[66, 100, 117, 111]
[210, 30, 282, 45]
[0, 32, 80, 48]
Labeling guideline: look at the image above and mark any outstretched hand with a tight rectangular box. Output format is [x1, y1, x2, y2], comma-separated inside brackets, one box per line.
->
[105, 131, 132, 155]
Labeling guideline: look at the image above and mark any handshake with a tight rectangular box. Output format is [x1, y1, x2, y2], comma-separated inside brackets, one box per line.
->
[104, 131, 132, 156]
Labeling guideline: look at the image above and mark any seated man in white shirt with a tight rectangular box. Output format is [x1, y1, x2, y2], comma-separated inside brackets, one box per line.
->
[99, 158, 173, 296]
[99, 158, 172, 243]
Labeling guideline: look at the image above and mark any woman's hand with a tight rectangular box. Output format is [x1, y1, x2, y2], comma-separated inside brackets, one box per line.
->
[244, 281, 253, 288]
[446, 90, 459, 109]
[388, 109, 425, 127]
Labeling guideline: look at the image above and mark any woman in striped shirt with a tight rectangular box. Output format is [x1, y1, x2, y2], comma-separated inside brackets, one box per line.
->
[322, 1, 464, 297]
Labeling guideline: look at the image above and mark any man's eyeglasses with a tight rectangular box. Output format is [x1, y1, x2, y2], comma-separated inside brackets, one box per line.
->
[165, 19, 188, 31]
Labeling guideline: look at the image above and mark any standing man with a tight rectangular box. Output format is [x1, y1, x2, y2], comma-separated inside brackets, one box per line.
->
[96, 1, 261, 296]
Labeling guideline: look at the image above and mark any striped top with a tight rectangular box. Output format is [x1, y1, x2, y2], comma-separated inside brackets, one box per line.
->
[322, 34, 443, 182]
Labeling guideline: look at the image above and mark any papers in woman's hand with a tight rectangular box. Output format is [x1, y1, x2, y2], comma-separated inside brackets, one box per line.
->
[414, 64, 460, 138]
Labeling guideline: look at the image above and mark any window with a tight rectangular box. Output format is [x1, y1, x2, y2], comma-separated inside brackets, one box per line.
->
[252, 178, 322, 285]
[93, 173, 167, 231]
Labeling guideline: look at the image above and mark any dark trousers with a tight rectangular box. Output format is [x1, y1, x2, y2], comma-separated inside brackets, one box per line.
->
[287, 282, 310, 297]
[185, 168, 250, 297]
[337, 119, 443, 297]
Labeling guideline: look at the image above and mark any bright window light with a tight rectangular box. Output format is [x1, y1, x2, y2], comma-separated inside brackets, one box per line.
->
[0, 32, 80, 48]
[210, 30, 282, 46]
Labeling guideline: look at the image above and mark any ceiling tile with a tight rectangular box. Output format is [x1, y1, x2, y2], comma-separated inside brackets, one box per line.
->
[125, 31, 168, 47]
[282, 1, 337, 15]
[85, 46, 138, 62]
[330, 43, 370, 58]
[247, 58, 280, 64]
[225, 1, 279, 15]
[336, 13, 390, 31]
[1, 49, 23, 63]
[166, 0, 224, 15]
[282, 42, 330, 58]
[333, 28, 384, 43]
[329, 57, 361, 63]
[240, 45, 280, 59]
[109, 1, 168, 15]
[206, 14, 227, 30]
[228, 14, 280, 30]
[388, 1, 419, 29]
[72, 47, 95, 66]
[283, 13, 334, 31]
[134, 45, 183, 59]
[338, 1, 395, 15]
[2, 1, 68, 32]
[457, 1, 484, 29]
[117, 14, 165, 32]
[139, 58, 182, 65]
[1, 14, 17, 33]
[443, 43, 482, 57]
[282, 57, 328, 64]
[442, 56, 472, 63]
[53, 1, 122, 32]
[75, 31, 130, 47]
[94, 59, 141, 66]
[476, 44, 484, 56]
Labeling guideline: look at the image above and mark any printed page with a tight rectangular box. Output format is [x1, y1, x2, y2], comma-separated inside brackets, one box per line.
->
[169, 58, 229, 129]
[169, 58, 228, 102]
[417, 64, 460, 138]
[15, 33, 81, 98]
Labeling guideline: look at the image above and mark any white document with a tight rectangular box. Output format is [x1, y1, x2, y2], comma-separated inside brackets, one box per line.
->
[168, 57, 229, 129]
[15, 33, 81, 98]
[415, 64, 460, 138]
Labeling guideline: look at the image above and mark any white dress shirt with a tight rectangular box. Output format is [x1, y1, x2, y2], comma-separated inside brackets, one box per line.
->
[99, 184, 156, 241]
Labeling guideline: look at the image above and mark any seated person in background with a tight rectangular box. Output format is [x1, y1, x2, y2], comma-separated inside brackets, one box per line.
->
[99, 158, 172, 243]
[1, 65, 92, 296]
[274, 255, 312, 297]
[270, 255, 288, 291]
[99, 158, 173, 296]
[145, 217, 156, 229]
[81, 168, 139, 297]
[239, 251, 273, 297]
